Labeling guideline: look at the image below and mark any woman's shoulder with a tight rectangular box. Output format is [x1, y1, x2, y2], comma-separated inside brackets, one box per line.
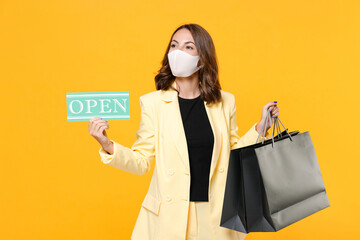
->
[139, 90, 159, 101]
[220, 89, 236, 105]
[138, 90, 164, 107]
[220, 89, 234, 98]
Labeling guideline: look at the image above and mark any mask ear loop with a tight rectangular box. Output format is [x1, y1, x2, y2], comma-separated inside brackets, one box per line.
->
[198, 63, 203, 86]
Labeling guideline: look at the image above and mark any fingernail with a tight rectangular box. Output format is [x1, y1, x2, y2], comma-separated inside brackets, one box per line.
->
[100, 117, 102, 119]
[274, 101, 277, 103]
[105, 120, 107, 122]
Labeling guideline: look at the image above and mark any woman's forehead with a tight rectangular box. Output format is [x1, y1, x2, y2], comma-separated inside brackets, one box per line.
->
[172, 29, 194, 42]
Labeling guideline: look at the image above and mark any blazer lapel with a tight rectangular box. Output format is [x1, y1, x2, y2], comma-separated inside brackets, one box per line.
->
[160, 80, 223, 183]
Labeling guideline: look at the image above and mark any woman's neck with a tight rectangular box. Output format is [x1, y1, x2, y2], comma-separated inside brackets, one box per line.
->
[175, 77, 200, 99]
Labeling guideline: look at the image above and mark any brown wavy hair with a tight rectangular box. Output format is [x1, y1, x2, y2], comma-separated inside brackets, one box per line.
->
[154, 23, 222, 105]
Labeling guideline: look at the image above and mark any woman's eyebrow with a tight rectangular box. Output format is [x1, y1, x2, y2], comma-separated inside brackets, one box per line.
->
[171, 39, 195, 45]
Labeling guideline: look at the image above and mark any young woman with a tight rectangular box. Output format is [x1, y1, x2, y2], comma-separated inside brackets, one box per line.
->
[89, 23, 279, 240]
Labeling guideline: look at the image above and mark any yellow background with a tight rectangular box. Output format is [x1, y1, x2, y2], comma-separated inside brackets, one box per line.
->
[1, 0, 358, 239]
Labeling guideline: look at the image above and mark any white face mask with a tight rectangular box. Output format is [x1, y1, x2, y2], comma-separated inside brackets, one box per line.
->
[167, 49, 202, 77]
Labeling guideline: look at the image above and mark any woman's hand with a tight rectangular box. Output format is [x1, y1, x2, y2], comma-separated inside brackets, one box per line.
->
[255, 101, 279, 137]
[89, 117, 113, 154]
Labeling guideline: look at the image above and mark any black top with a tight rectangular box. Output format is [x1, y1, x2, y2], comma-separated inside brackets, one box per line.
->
[178, 95, 214, 202]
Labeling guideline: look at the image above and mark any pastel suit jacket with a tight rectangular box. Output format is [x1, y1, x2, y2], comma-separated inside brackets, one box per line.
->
[99, 80, 271, 240]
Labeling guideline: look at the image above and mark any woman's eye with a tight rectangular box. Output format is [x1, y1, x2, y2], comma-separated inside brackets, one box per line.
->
[186, 46, 193, 50]
[170, 44, 176, 48]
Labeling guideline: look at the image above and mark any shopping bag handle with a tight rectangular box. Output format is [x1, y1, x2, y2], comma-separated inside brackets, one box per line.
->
[255, 109, 293, 147]
[273, 116, 293, 142]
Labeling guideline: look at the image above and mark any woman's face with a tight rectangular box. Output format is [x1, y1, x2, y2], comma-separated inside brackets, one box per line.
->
[169, 28, 199, 57]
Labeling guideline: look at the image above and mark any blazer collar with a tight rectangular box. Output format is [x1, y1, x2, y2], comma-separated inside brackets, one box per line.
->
[160, 80, 216, 105]
[159, 80, 180, 102]
[160, 80, 223, 184]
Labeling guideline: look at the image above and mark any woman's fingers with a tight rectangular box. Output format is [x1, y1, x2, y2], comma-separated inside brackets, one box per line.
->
[264, 101, 277, 108]
[272, 109, 280, 117]
[88, 117, 112, 148]
[262, 102, 276, 115]
[260, 102, 280, 130]
[271, 106, 280, 117]
[89, 117, 102, 133]
[97, 124, 109, 137]
[264, 102, 280, 117]
[95, 122, 109, 136]
[89, 117, 109, 137]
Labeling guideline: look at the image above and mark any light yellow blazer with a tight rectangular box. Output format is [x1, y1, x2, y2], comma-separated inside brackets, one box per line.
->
[99, 80, 270, 240]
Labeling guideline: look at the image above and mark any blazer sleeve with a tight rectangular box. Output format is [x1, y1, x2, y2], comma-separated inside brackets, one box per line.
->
[230, 95, 271, 150]
[98, 96, 155, 175]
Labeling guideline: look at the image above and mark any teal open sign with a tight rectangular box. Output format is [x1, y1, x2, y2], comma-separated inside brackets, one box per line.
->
[66, 91, 130, 121]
